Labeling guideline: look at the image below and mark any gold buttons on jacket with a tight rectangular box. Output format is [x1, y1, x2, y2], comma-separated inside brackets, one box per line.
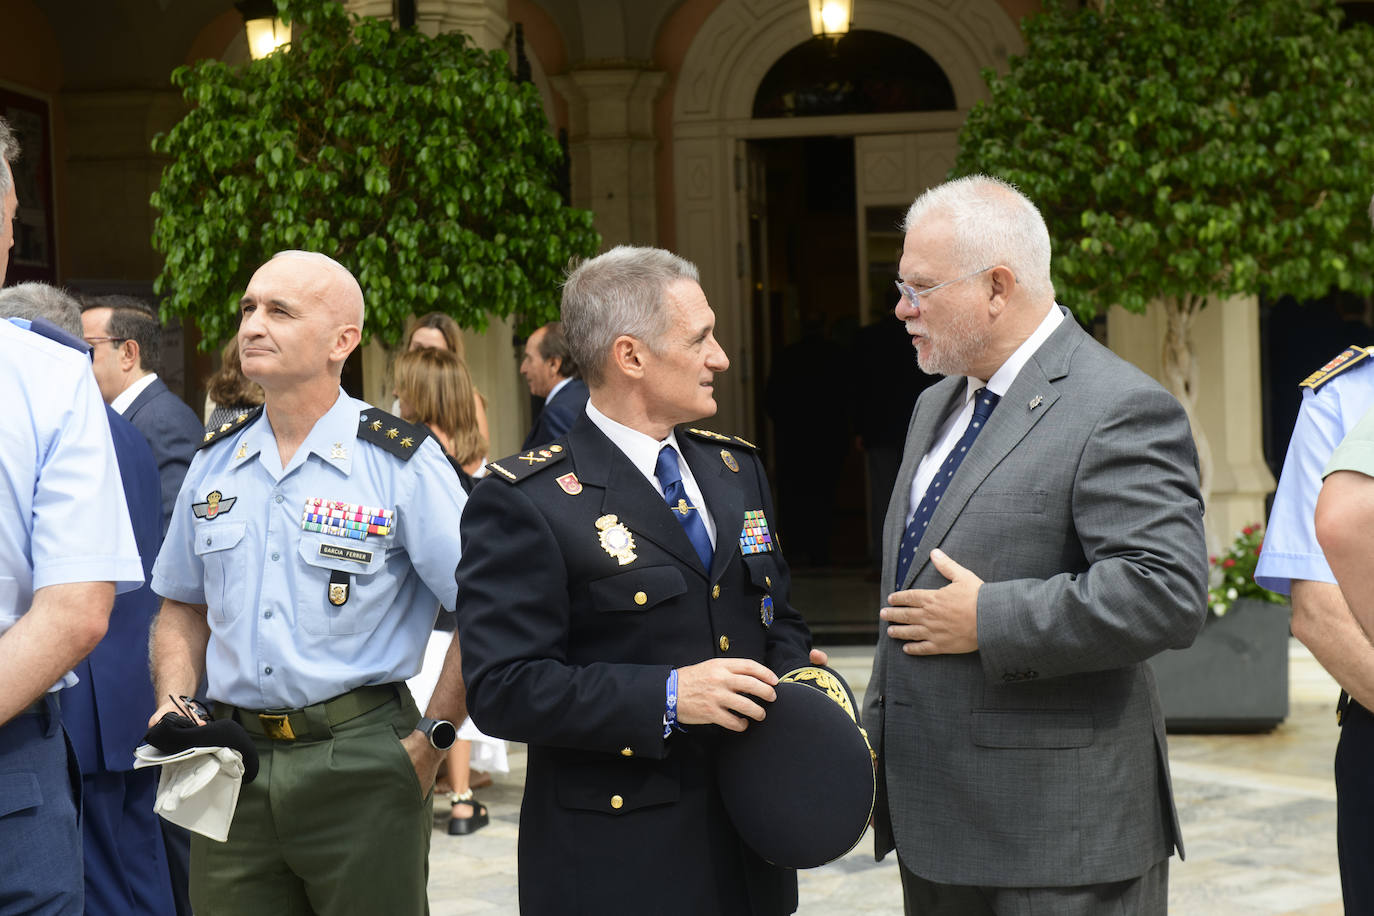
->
[620, 747, 634, 757]
[719, 635, 730, 652]
[633, 591, 647, 606]
[611, 795, 624, 810]
[711, 585, 721, 599]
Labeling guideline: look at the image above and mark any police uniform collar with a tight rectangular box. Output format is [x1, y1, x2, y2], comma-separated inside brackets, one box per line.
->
[584, 400, 689, 489]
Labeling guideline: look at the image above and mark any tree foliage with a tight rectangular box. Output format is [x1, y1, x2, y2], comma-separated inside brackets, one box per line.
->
[953, 0, 1374, 321]
[151, 0, 598, 349]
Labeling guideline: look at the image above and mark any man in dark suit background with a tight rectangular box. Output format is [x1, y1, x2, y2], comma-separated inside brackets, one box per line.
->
[81, 294, 203, 535]
[864, 175, 1207, 915]
[520, 319, 589, 449]
[0, 282, 177, 915]
[458, 245, 826, 915]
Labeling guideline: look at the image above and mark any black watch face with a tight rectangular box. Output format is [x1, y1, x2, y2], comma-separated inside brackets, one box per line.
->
[431, 720, 458, 749]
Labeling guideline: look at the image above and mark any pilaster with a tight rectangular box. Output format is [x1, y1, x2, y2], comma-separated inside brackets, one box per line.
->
[553, 65, 666, 248]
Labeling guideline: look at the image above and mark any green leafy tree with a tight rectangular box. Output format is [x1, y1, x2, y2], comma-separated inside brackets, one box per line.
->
[151, 0, 598, 349]
[953, 0, 1374, 495]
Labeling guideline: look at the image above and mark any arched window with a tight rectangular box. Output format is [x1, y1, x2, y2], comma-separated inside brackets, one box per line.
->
[752, 30, 956, 119]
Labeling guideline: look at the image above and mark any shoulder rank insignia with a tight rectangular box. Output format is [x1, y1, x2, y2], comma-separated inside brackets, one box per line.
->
[356, 410, 430, 461]
[684, 427, 758, 451]
[1301, 346, 1372, 392]
[486, 443, 567, 485]
[198, 406, 263, 451]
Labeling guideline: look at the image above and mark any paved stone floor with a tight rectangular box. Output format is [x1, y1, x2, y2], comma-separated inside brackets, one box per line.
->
[426, 640, 1345, 915]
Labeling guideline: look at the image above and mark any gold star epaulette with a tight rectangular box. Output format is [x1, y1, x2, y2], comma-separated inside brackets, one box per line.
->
[198, 406, 263, 450]
[486, 443, 568, 484]
[357, 409, 431, 461]
[1300, 345, 1372, 392]
[684, 427, 757, 451]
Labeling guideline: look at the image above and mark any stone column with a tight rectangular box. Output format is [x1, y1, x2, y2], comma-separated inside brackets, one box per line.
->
[552, 66, 666, 248]
[1107, 296, 1276, 553]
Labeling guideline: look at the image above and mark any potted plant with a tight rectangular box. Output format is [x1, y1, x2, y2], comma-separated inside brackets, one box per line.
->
[1147, 525, 1292, 732]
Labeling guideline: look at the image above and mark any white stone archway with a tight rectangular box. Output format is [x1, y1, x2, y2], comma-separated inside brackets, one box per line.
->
[671, 0, 1022, 431]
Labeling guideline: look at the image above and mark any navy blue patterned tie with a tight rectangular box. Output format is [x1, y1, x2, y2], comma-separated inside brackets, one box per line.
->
[655, 445, 714, 570]
[894, 388, 1001, 589]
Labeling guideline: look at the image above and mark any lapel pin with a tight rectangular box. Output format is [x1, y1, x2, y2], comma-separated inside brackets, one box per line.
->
[1028, 395, 1043, 410]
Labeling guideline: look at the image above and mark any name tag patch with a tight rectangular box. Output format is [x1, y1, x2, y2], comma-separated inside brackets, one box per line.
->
[318, 543, 374, 564]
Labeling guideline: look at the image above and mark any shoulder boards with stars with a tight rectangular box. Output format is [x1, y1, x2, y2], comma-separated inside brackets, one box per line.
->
[684, 427, 757, 451]
[485, 444, 568, 484]
[357, 409, 431, 461]
[1300, 346, 1372, 392]
[198, 406, 263, 450]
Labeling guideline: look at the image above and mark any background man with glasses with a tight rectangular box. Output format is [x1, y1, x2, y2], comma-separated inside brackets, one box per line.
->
[80, 295, 203, 536]
[863, 174, 1207, 915]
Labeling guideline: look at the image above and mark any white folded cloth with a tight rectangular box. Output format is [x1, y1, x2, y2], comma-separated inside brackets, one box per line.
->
[133, 743, 246, 842]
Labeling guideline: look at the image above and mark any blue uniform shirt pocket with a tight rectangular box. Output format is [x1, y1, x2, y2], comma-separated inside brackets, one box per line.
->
[193, 521, 248, 624]
[296, 531, 391, 635]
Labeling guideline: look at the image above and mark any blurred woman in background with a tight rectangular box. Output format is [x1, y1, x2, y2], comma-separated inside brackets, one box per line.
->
[398, 312, 490, 448]
[394, 346, 504, 835]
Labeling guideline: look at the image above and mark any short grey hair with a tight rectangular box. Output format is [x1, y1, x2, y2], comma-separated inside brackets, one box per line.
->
[561, 245, 701, 388]
[0, 282, 83, 336]
[0, 116, 17, 197]
[903, 175, 1055, 305]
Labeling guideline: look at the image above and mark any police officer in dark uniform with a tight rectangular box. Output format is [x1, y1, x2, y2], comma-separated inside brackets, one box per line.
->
[457, 245, 826, 916]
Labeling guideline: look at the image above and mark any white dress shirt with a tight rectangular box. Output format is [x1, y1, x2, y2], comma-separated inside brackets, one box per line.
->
[111, 371, 159, 415]
[585, 400, 717, 547]
[908, 305, 1065, 522]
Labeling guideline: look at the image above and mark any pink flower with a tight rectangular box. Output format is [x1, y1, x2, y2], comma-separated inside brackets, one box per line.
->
[1223, 558, 1236, 568]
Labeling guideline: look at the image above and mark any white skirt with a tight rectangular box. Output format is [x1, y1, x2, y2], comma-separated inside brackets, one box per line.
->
[406, 630, 509, 774]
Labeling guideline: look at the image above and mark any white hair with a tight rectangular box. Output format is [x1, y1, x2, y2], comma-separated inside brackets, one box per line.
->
[903, 175, 1055, 304]
[561, 245, 700, 388]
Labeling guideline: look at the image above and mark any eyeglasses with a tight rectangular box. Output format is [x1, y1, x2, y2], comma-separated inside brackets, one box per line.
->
[894, 265, 993, 311]
[83, 336, 129, 346]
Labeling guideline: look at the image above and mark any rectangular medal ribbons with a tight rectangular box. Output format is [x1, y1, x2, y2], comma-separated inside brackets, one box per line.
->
[301, 498, 393, 540]
[738, 509, 773, 555]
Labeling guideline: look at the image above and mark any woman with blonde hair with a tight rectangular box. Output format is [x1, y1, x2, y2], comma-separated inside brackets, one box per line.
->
[394, 346, 505, 835]
[394, 347, 487, 477]
[395, 312, 490, 448]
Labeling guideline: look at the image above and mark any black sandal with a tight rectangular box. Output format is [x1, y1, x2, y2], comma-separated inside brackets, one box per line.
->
[447, 789, 489, 835]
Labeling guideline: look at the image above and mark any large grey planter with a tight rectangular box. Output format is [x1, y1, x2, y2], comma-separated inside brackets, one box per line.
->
[1147, 598, 1291, 733]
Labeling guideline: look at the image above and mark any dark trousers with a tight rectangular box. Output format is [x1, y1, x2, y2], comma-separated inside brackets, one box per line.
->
[899, 858, 1168, 916]
[1336, 699, 1374, 914]
[81, 767, 176, 916]
[0, 695, 83, 916]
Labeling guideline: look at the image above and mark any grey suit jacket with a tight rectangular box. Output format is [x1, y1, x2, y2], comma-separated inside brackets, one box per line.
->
[124, 376, 204, 537]
[862, 313, 1207, 888]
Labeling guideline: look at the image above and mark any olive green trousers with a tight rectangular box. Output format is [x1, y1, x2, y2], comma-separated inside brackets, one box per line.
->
[189, 691, 432, 915]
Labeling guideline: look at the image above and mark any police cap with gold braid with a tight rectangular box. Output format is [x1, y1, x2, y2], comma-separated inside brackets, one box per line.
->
[715, 664, 876, 869]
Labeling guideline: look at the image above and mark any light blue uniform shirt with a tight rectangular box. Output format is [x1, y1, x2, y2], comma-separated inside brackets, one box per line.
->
[1255, 356, 1374, 595]
[1, 320, 144, 690]
[152, 390, 466, 709]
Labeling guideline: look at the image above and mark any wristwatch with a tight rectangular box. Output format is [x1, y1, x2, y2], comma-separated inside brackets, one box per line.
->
[416, 717, 458, 751]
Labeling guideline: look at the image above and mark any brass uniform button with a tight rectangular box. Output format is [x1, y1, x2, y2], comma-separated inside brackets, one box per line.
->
[719, 635, 730, 652]
[611, 795, 624, 810]
[764, 575, 772, 588]
[711, 585, 720, 599]
[620, 747, 634, 757]
[633, 591, 647, 606]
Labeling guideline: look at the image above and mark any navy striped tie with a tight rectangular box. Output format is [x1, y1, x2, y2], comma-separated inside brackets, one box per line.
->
[894, 388, 1000, 590]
